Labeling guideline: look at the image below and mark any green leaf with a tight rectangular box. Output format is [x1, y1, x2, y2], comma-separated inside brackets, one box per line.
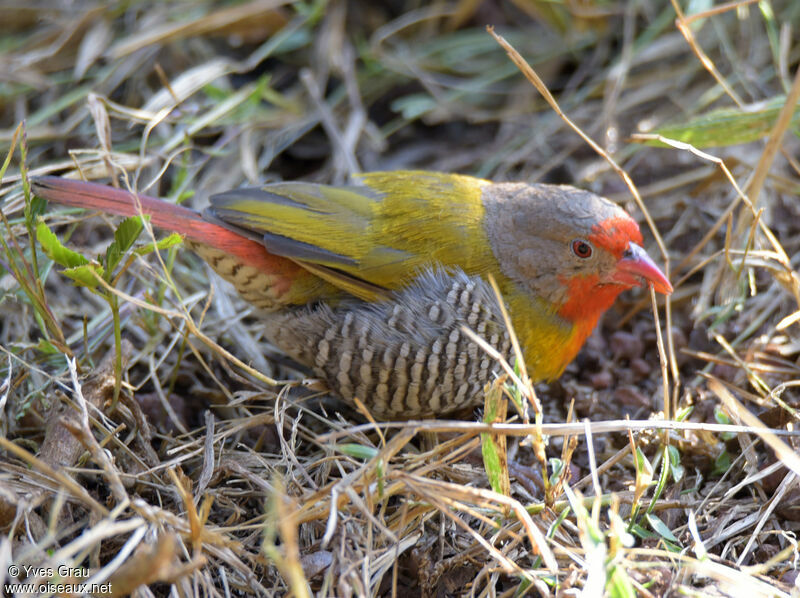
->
[629, 522, 659, 540]
[481, 377, 510, 497]
[660, 538, 683, 553]
[105, 242, 120, 276]
[666, 445, 680, 467]
[631, 447, 655, 512]
[376, 458, 385, 498]
[548, 458, 564, 486]
[35, 220, 89, 268]
[481, 435, 505, 495]
[712, 450, 731, 477]
[134, 232, 184, 256]
[667, 445, 685, 482]
[646, 447, 671, 517]
[642, 96, 800, 149]
[25, 194, 47, 227]
[35, 338, 60, 354]
[61, 263, 104, 288]
[645, 513, 679, 543]
[391, 94, 437, 120]
[503, 357, 524, 413]
[607, 565, 636, 598]
[635, 447, 654, 479]
[513, 578, 533, 597]
[336, 443, 378, 460]
[713, 405, 731, 425]
[675, 405, 694, 422]
[116, 216, 145, 250]
[714, 405, 736, 440]
[106, 215, 145, 271]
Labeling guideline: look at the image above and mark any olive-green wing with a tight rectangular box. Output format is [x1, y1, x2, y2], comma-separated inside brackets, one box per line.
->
[206, 171, 497, 297]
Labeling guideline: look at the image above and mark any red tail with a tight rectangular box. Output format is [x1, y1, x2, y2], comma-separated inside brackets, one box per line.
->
[30, 176, 303, 279]
[32, 176, 208, 233]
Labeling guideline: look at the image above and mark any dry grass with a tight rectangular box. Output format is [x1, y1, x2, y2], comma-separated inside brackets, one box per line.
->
[2, 1, 800, 596]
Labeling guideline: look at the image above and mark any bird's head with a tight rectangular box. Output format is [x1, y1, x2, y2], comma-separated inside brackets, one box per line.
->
[483, 182, 672, 326]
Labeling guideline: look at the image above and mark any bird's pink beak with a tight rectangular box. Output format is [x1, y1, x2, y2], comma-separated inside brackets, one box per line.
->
[610, 242, 673, 295]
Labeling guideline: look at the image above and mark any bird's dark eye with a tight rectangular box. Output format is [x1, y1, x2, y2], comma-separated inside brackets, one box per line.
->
[571, 239, 593, 259]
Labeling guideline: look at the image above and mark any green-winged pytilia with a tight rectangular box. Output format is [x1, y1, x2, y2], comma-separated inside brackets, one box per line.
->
[31, 172, 672, 419]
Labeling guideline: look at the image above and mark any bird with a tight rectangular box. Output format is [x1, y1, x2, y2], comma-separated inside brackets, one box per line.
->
[31, 171, 672, 419]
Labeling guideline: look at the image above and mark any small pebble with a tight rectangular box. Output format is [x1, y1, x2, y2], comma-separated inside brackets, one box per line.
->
[609, 331, 644, 361]
[669, 326, 690, 366]
[590, 370, 614, 389]
[712, 363, 739, 382]
[630, 358, 652, 378]
[614, 386, 649, 408]
[669, 326, 688, 350]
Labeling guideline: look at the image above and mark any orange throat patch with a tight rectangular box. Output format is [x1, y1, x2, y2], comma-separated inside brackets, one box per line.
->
[554, 274, 628, 374]
[507, 281, 617, 383]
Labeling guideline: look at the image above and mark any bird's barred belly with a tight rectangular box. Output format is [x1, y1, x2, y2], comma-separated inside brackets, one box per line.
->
[266, 269, 513, 419]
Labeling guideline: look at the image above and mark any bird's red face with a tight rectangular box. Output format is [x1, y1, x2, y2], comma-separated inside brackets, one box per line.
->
[557, 215, 672, 324]
[588, 215, 672, 295]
